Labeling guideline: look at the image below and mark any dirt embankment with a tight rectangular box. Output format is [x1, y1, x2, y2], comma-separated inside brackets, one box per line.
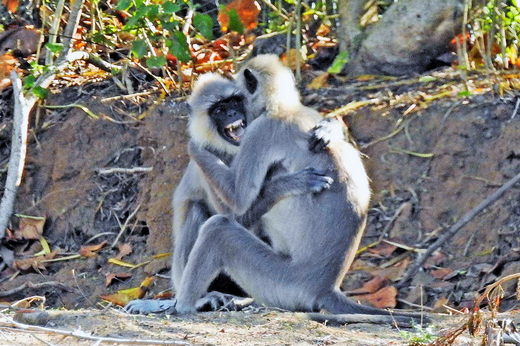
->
[0, 68, 519, 344]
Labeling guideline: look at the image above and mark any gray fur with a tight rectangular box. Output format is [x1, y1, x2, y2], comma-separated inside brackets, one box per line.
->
[175, 55, 388, 316]
[125, 72, 333, 315]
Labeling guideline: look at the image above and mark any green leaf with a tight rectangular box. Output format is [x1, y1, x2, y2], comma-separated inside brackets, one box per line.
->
[193, 13, 214, 40]
[131, 39, 148, 58]
[23, 75, 36, 89]
[147, 4, 159, 20]
[327, 51, 349, 74]
[227, 8, 244, 33]
[32, 86, 48, 99]
[419, 76, 437, 83]
[116, 0, 132, 11]
[162, 1, 181, 14]
[45, 43, 64, 54]
[457, 90, 472, 97]
[167, 31, 191, 63]
[146, 55, 166, 68]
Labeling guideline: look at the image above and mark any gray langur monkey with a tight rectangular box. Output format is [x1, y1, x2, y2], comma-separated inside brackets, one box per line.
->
[125, 72, 334, 314]
[176, 55, 418, 322]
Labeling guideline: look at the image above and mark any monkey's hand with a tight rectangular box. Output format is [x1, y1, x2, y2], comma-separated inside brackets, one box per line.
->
[291, 167, 334, 193]
[308, 118, 346, 153]
[124, 299, 177, 315]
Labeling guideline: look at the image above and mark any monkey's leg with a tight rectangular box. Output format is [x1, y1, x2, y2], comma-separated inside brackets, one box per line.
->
[172, 201, 210, 289]
[175, 215, 301, 314]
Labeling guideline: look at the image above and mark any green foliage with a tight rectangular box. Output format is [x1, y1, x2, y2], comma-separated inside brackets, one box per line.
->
[146, 55, 167, 68]
[131, 39, 147, 58]
[31, 86, 49, 99]
[327, 51, 349, 74]
[225, 8, 245, 34]
[475, 0, 520, 68]
[399, 324, 436, 345]
[193, 13, 214, 40]
[167, 31, 191, 63]
[45, 43, 64, 55]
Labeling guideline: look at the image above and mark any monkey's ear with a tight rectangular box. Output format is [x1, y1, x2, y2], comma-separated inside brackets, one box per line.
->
[243, 69, 258, 94]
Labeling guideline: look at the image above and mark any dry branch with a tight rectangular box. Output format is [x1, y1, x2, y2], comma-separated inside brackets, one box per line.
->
[398, 171, 520, 288]
[0, 316, 187, 345]
[0, 281, 72, 298]
[0, 72, 31, 240]
[301, 312, 413, 328]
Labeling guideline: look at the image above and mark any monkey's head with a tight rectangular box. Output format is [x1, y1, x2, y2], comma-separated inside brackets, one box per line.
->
[188, 73, 248, 153]
[235, 54, 301, 119]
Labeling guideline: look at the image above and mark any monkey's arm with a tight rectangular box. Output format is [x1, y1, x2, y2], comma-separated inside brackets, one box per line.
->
[308, 118, 347, 153]
[188, 141, 238, 209]
[189, 141, 332, 223]
[237, 168, 332, 228]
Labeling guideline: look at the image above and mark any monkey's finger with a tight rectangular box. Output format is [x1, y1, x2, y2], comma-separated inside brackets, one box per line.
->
[308, 136, 328, 153]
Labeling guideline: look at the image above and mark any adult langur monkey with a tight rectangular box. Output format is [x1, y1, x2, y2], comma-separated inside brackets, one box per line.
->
[175, 55, 420, 324]
[125, 72, 334, 314]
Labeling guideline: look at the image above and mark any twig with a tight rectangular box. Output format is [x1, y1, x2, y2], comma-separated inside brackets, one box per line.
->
[0, 281, 72, 298]
[398, 171, 520, 288]
[0, 317, 187, 345]
[59, 0, 84, 60]
[100, 91, 155, 103]
[474, 273, 520, 310]
[511, 97, 519, 120]
[45, 0, 66, 65]
[295, 0, 302, 83]
[97, 167, 153, 175]
[300, 312, 412, 328]
[111, 203, 141, 248]
[0, 72, 31, 240]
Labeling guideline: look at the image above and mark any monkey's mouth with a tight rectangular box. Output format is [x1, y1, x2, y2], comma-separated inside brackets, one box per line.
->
[224, 119, 246, 144]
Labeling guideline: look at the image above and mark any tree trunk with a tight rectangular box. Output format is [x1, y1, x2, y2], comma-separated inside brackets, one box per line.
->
[343, 0, 464, 76]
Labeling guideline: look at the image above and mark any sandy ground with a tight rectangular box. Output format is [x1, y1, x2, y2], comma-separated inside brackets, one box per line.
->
[0, 307, 498, 345]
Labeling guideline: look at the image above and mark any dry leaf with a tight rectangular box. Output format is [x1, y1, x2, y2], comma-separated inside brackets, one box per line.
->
[116, 243, 132, 260]
[352, 286, 397, 309]
[281, 48, 304, 71]
[13, 251, 57, 271]
[367, 242, 397, 257]
[2, 0, 19, 13]
[432, 297, 450, 313]
[18, 217, 45, 240]
[423, 251, 447, 269]
[100, 276, 154, 306]
[153, 291, 173, 300]
[431, 267, 453, 279]
[306, 73, 330, 89]
[372, 257, 410, 281]
[105, 272, 132, 287]
[79, 241, 107, 258]
[349, 276, 387, 295]
[218, 0, 260, 32]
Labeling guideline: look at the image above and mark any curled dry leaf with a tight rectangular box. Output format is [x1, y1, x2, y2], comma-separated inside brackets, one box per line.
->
[352, 286, 397, 309]
[13, 251, 57, 271]
[18, 217, 46, 240]
[116, 243, 132, 260]
[367, 242, 398, 257]
[100, 276, 154, 306]
[79, 240, 107, 258]
[105, 272, 132, 287]
[306, 73, 330, 90]
[431, 267, 453, 279]
[348, 276, 387, 295]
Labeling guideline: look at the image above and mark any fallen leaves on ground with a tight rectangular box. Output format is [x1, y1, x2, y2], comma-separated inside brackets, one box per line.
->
[79, 241, 107, 258]
[100, 276, 154, 306]
[218, 0, 260, 32]
[13, 251, 57, 271]
[349, 276, 387, 295]
[115, 243, 132, 260]
[105, 272, 132, 287]
[352, 286, 397, 309]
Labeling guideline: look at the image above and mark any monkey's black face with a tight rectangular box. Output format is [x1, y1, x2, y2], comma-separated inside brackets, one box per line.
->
[210, 95, 248, 146]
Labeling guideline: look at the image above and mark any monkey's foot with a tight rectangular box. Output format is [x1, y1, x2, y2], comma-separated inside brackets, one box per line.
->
[195, 291, 256, 312]
[124, 299, 177, 315]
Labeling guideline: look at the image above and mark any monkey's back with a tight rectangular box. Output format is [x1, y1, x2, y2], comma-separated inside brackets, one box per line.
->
[244, 116, 370, 277]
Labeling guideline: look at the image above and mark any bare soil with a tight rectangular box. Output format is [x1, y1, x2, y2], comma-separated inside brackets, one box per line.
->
[0, 67, 519, 344]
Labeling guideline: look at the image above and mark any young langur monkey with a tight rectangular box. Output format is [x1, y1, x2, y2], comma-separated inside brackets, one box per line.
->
[178, 55, 419, 323]
[125, 73, 334, 314]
